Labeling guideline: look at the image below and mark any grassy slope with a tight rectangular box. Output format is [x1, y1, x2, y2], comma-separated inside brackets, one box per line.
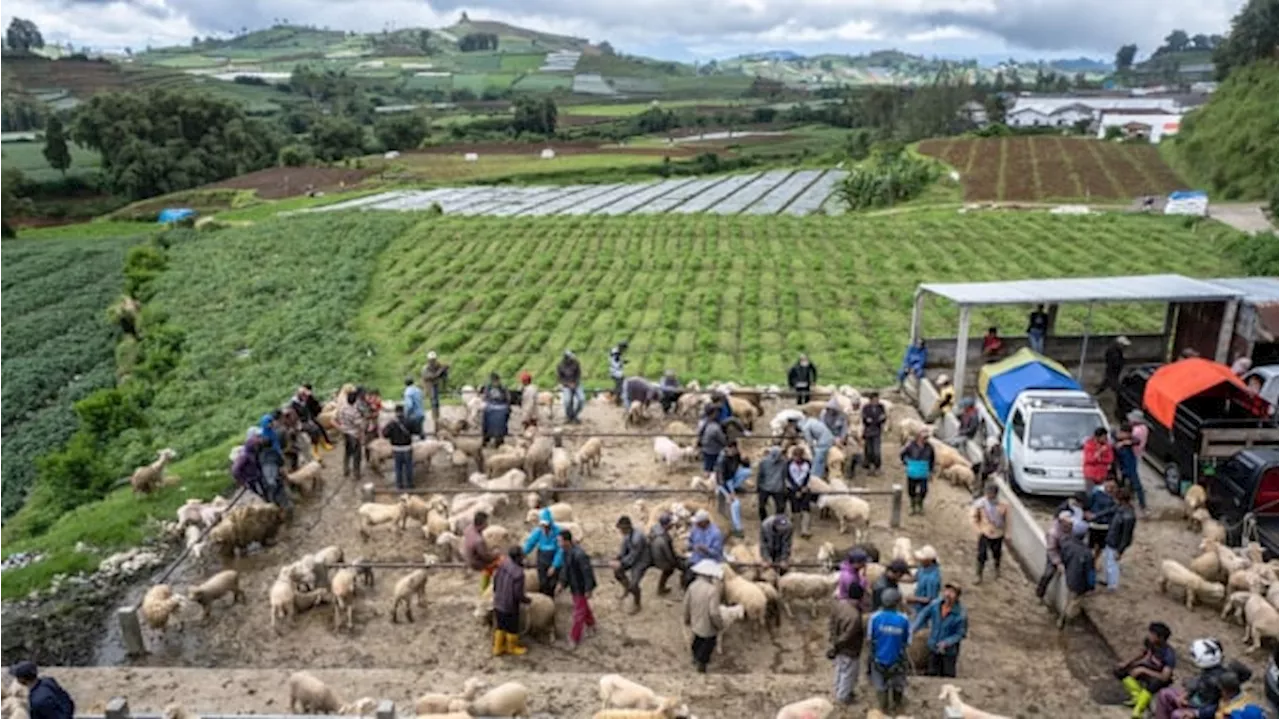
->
[1, 141, 102, 181]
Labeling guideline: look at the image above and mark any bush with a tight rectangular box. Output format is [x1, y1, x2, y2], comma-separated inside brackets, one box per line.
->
[278, 144, 314, 167]
[123, 244, 167, 300]
[838, 150, 939, 211]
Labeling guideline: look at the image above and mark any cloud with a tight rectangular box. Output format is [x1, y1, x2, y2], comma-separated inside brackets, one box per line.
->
[2, 0, 1239, 57]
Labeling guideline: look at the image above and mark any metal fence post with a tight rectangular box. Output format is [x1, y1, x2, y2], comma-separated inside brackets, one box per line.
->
[105, 697, 130, 719]
[890, 484, 903, 528]
[360, 482, 375, 503]
[375, 700, 395, 719]
[117, 606, 146, 656]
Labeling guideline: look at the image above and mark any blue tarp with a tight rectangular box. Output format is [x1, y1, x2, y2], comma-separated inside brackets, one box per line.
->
[157, 208, 196, 223]
[983, 362, 1082, 425]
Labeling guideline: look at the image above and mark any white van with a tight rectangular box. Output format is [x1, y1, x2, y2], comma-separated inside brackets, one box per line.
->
[981, 390, 1111, 496]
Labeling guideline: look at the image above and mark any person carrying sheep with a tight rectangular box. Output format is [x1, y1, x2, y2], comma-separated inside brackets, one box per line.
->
[1114, 621, 1175, 718]
[910, 581, 968, 678]
[867, 587, 912, 714]
[1027, 304, 1050, 354]
[8, 661, 74, 719]
[900, 428, 935, 515]
[557, 350, 584, 424]
[971, 482, 1008, 584]
[684, 510, 725, 589]
[291, 384, 333, 451]
[1102, 487, 1136, 591]
[713, 441, 752, 538]
[926, 374, 955, 423]
[898, 339, 927, 389]
[558, 529, 597, 649]
[402, 378, 425, 438]
[786, 446, 814, 538]
[860, 391, 887, 476]
[907, 546, 941, 612]
[756, 445, 788, 522]
[337, 386, 366, 480]
[610, 516, 652, 611]
[609, 341, 628, 406]
[797, 415, 835, 481]
[787, 354, 818, 405]
[648, 513, 684, 596]
[759, 511, 793, 575]
[464, 511, 502, 593]
[683, 559, 726, 673]
[659, 370, 681, 414]
[821, 397, 848, 442]
[381, 404, 415, 490]
[1153, 637, 1254, 719]
[421, 351, 449, 425]
[481, 373, 511, 447]
[828, 581, 865, 705]
[523, 508, 565, 597]
[492, 546, 531, 657]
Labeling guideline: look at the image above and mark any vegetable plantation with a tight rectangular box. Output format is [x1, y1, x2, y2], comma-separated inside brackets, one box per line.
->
[1, 235, 137, 518]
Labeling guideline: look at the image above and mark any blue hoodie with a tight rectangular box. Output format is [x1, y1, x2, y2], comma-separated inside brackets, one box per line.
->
[911, 597, 968, 656]
[258, 413, 283, 458]
[898, 344, 928, 381]
[522, 507, 565, 569]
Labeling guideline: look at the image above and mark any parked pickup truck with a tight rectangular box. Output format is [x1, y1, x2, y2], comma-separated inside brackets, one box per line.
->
[1116, 358, 1277, 495]
[1205, 448, 1278, 559]
[976, 349, 1110, 496]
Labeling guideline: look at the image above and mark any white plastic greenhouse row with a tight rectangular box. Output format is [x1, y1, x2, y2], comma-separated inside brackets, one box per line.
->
[305, 169, 849, 217]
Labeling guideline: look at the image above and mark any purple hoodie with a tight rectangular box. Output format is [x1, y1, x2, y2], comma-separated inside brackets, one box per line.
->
[231, 439, 262, 487]
[837, 561, 870, 609]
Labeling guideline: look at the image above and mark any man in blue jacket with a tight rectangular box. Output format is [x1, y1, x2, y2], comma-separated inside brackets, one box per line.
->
[522, 508, 565, 596]
[867, 587, 912, 713]
[911, 581, 969, 678]
[9, 661, 74, 719]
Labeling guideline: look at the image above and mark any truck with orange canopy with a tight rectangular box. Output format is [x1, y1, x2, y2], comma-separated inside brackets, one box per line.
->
[1116, 358, 1277, 494]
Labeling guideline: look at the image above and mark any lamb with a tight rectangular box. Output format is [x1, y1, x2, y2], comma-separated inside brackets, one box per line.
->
[284, 459, 323, 495]
[1158, 559, 1226, 609]
[776, 572, 840, 618]
[472, 468, 527, 492]
[524, 433, 555, 478]
[330, 567, 359, 631]
[598, 674, 685, 716]
[816, 493, 871, 538]
[1239, 592, 1280, 652]
[938, 684, 1010, 719]
[774, 697, 835, 719]
[1189, 508, 1227, 544]
[1184, 484, 1208, 521]
[415, 678, 486, 715]
[653, 437, 694, 471]
[940, 464, 976, 492]
[187, 570, 244, 617]
[486, 448, 528, 478]
[281, 554, 321, 591]
[357, 497, 407, 541]
[286, 671, 371, 715]
[625, 400, 648, 428]
[526, 502, 575, 524]
[896, 417, 926, 444]
[411, 439, 453, 467]
[130, 448, 178, 494]
[575, 437, 604, 475]
[465, 681, 530, 717]
[1188, 540, 1222, 582]
[722, 565, 772, 634]
[140, 584, 186, 634]
[391, 568, 430, 623]
[551, 447, 573, 487]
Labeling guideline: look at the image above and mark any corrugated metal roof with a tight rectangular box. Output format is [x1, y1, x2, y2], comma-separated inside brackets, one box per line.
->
[919, 274, 1243, 306]
[1206, 277, 1280, 304]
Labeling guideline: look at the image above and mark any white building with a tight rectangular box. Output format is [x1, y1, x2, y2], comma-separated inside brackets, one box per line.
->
[1006, 102, 1095, 128]
[1095, 112, 1184, 143]
[1004, 95, 1186, 128]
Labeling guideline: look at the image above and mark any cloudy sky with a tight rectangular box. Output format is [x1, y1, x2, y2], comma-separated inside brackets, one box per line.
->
[2, 0, 1241, 62]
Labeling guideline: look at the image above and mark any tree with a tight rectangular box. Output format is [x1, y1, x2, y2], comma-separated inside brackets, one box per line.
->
[1161, 30, 1190, 54]
[1, 167, 33, 237]
[6, 18, 44, 53]
[374, 113, 429, 151]
[42, 115, 71, 176]
[1213, 0, 1279, 79]
[1115, 44, 1138, 71]
[598, 41, 616, 56]
[308, 115, 366, 161]
[983, 94, 1008, 125]
[512, 96, 556, 135]
[1191, 33, 1213, 50]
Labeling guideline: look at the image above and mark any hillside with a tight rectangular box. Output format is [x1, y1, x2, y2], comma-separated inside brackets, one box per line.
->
[719, 51, 1112, 87]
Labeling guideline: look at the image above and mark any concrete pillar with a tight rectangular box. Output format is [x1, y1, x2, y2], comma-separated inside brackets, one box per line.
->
[1162, 303, 1178, 362]
[953, 306, 972, 400]
[117, 606, 146, 656]
[1215, 299, 1240, 364]
[910, 288, 926, 343]
[890, 484, 903, 528]
[360, 482, 375, 502]
[105, 697, 130, 719]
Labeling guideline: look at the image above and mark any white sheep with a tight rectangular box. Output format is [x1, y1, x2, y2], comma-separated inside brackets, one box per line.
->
[281, 554, 321, 591]
[140, 584, 186, 634]
[1158, 559, 1226, 610]
[357, 497, 407, 540]
[330, 567, 358, 631]
[722, 565, 771, 635]
[269, 573, 297, 631]
[890, 537, 914, 567]
[598, 674, 685, 715]
[816, 542, 836, 573]
[592, 710, 685, 719]
[524, 433, 555, 478]
[774, 696, 834, 719]
[465, 681, 530, 717]
[1214, 542, 1251, 576]
[415, 678, 486, 714]
[485, 449, 528, 478]
[1188, 540, 1222, 582]
[1184, 484, 1208, 521]
[1190, 508, 1227, 544]
[284, 459, 323, 495]
[816, 493, 870, 538]
[391, 568, 430, 623]
[575, 437, 603, 475]
[286, 671, 370, 714]
[472, 468, 528, 492]
[176, 499, 206, 528]
[187, 570, 244, 618]
[525, 502, 574, 524]
[130, 448, 178, 494]
[292, 588, 333, 613]
[1239, 592, 1279, 652]
[551, 447, 573, 487]
[938, 684, 1010, 719]
[776, 572, 840, 618]
[412, 439, 453, 467]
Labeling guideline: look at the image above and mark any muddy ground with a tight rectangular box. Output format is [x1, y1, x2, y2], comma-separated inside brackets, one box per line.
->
[205, 168, 378, 199]
[37, 394, 1141, 718]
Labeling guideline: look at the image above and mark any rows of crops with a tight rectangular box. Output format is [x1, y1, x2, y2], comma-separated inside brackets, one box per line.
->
[362, 212, 1244, 389]
[916, 137, 1188, 202]
[1, 236, 138, 517]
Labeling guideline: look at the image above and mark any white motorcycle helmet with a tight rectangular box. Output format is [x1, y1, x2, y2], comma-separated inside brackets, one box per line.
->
[1189, 638, 1223, 669]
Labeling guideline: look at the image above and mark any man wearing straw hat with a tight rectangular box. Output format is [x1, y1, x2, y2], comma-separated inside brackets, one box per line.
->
[682, 559, 726, 673]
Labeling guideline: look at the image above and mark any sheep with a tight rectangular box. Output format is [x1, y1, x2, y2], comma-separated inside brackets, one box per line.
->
[187, 570, 244, 617]
[483, 524, 512, 548]
[938, 684, 1010, 719]
[891, 537, 914, 567]
[665, 420, 694, 437]
[293, 588, 333, 613]
[281, 554, 321, 591]
[130, 448, 178, 494]
[140, 584, 186, 634]
[465, 681, 530, 717]
[485, 448, 528, 478]
[551, 447, 573, 487]
[575, 437, 604, 475]
[826, 445, 847, 479]
[330, 567, 358, 631]
[420, 506, 451, 544]
[816, 494, 871, 538]
[1189, 508, 1227, 544]
[472, 468, 527, 491]
[1158, 559, 1226, 610]
[653, 437, 694, 471]
[176, 499, 207, 528]
[287, 671, 371, 715]
[897, 417, 926, 444]
[209, 504, 285, 560]
[357, 497, 407, 541]
[726, 397, 759, 429]
[676, 393, 708, 418]
[625, 400, 649, 428]
[1184, 484, 1208, 522]
[928, 439, 969, 471]
[592, 711, 684, 719]
[270, 573, 298, 631]
[412, 439, 453, 467]
[1214, 542, 1251, 576]
[401, 494, 447, 531]
[525, 502, 575, 524]
[776, 572, 840, 618]
[1188, 540, 1223, 582]
[365, 438, 393, 473]
[1240, 592, 1280, 652]
[415, 678, 486, 715]
[391, 569, 430, 623]
[722, 565, 772, 635]
[598, 674, 685, 716]
[440, 430, 485, 472]
[450, 499, 499, 534]
[474, 587, 556, 640]
[435, 531, 462, 562]
[940, 464, 976, 492]
[1227, 567, 1270, 594]
[774, 697, 835, 719]
[524, 433, 555, 478]
[689, 474, 715, 492]
[817, 542, 837, 573]
[284, 459, 323, 495]
[1269, 581, 1279, 611]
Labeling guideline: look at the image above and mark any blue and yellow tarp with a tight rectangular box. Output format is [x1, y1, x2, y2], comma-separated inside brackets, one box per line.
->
[977, 348, 1081, 425]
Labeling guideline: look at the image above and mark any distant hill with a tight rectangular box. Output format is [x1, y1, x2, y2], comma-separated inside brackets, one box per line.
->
[719, 49, 1110, 87]
[1048, 57, 1112, 73]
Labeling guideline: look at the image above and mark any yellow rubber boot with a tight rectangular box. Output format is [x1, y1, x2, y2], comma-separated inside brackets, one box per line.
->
[1120, 677, 1143, 707]
[1131, 688, 1152, 718]
[505, 631, 528, 656]
[491, 630, 507, 657]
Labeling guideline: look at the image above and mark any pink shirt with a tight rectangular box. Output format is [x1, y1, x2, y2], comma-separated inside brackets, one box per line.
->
[1131, 424, 1148, 456]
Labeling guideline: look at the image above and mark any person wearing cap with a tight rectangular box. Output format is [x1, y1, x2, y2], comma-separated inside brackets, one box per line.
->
[402, 377, 426, 439]
[926, 374, 955, 423]
[798, 415, 835, 481]
[421, 351, 449, 424]
[481, 372, 511, 447]
[713, 440, 752, 538]
[609, 341, 628, 406]
[867, 586, 912, 713]
[522, 507, 565, 597]
[682, 559, 726, 673]
[898, 339, 928, 388]
[907, 546, 942, 611]
[821, 397, 848, 443]
[1057, 518, 1095, 628]
[257, 409, 292, 512]
[786, 446, 814, 538]
[756, 445, 789, 522]
[491, 545, 532, 657]
[558, 529, 598, 649]
[946, 399, 981, 449]
[1035, 511, 1074, 600]
[838, 548, 872, 611]
[659, 370, 682, 414]
[647, 512, 684, 596]
[900, 428, 936, 515]
[1083, 426, 1115, 487]
[381, 403, 416, 490]
[698, 406, 728, 478]
[860, 390, 887, 475]
[787, 353, 818, 405]
[971, 482, 1009, 584]
[1027, 304, 1050, 354]
[871, 559, 910, 612]
[556, 350, 584, 423]
[1114, 622, 1176, 717]
[759, 510, 793, 575]
[464, 511, 503, 592]
[610, 515, 652, 611]
[827, 581, 865, 705]
[518, 371, 538, 429]
[1097, 336, 1131, 398]
[7, 661, 74, 719]
[910, 580, 968, 678]
[1102, 486, 1137, 591]
[685, 509, 725, 588]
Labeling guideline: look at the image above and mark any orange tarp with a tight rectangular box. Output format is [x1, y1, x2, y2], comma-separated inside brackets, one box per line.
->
[1142, 358, 1251, 428]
